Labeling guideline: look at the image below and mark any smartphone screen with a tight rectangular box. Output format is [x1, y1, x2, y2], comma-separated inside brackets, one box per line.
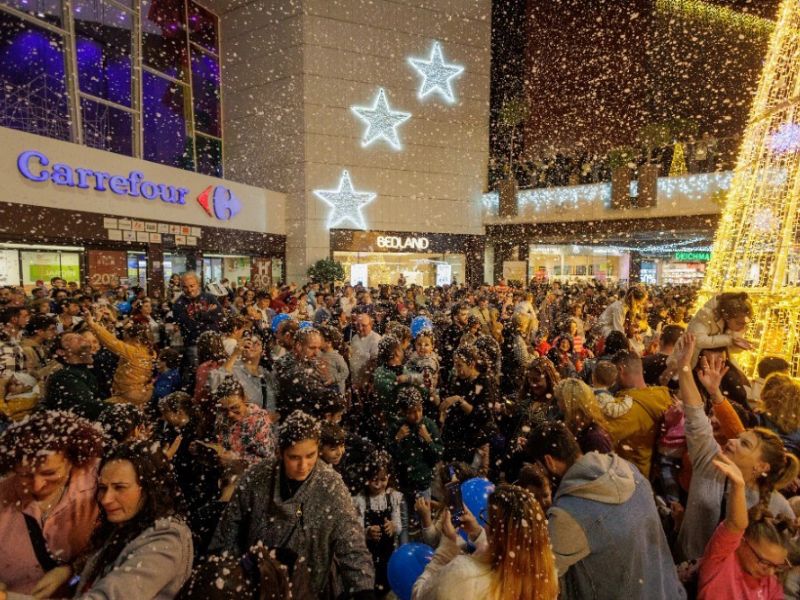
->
[445, 481, 464, 526]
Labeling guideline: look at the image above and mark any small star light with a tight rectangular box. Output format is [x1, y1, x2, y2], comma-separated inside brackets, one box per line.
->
[769, 122, 800, 154]
[313, 170, 376, 230]
[351, 88, 411, 150]
[407, 41, 464, 103]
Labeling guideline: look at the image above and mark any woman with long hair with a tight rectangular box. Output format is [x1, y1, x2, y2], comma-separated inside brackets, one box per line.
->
[555, 378, 613, 454]
[63, 441, 193, 598]
[85, 308, 155, 406]
[413, 483, 558, 600]
[595, 285, 648, 339]
[687, 291, 754, 367]
[755, 372, 800, 456]
[130, 297, 161, 349]
[673, 333, 799, 562]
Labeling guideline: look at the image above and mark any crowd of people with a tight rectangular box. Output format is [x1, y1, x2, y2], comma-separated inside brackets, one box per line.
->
[0, 272, 799, 599]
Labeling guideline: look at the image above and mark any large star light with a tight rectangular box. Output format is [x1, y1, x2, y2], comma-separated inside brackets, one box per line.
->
[313, 170, 376, 230]
[351, 88, 411, 150]
[407, 41, 464, 103]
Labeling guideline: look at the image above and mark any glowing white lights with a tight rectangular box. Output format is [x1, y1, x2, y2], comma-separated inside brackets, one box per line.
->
[407, 42, 464, 104]
[481, 171, 736, 214]
[769, 122, 800, 154]
[313, 170, 376, 230]
[350, 88, 411, 150]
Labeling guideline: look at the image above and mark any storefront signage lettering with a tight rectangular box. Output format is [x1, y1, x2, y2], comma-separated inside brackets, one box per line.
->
[673, 251, 711, 262]
[16, 150, 241, 221]
[376, 235, 430, 250]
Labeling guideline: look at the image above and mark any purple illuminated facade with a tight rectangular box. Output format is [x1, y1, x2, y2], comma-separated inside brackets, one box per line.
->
[0, 0, 223, 176]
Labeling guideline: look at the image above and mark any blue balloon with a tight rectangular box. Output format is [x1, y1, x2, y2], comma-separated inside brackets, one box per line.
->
[271, 313, 291, 332]
[410, 316, 433, 339]
[298, 320, 314, 330]
[462, 478, 495, 527]
[116, 301, 131, 315]
[388, 543, 434, 600]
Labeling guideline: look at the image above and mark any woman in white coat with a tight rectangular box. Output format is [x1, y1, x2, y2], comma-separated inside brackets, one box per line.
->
[413, 484, 558, 600]
[686, 291, 754, 367]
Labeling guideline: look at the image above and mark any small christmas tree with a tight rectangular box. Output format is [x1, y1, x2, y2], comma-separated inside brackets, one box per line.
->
[669, 142, 688, 177]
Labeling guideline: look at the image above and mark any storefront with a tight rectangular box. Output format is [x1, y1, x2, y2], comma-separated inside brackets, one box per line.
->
[527, 245, 631, 284]
[640, 251, 710, 285]
[1, 129, 287, 294]
[330, 230, 484, 287]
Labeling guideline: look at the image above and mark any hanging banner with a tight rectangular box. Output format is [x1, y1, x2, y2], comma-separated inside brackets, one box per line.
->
[251, 257, 272, 289]
[87, 250, 128, 289]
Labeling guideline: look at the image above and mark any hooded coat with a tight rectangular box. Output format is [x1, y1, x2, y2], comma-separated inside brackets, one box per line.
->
[548, 452, 685, 600]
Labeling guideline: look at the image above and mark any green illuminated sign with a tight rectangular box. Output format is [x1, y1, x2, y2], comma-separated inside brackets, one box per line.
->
[674, 251, 711, 262]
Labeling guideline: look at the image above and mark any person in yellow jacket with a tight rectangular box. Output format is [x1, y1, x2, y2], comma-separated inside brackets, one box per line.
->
[603, 350, 673, 479]
[85, 309, 156, 406]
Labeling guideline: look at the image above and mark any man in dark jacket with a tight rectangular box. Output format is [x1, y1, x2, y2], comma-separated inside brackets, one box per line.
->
[210, 411, 375, 599]
[274, 328, 338, 419]
[172, 272, 222, 380]
[42, 332, 104, 420]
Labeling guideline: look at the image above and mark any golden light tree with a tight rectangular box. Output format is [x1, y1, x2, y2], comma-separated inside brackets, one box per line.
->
[699, 0, 800, 376]
[669, 142, 688, 177]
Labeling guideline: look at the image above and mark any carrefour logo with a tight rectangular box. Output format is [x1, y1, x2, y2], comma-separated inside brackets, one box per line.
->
[197, 185, 241, 220]
[17, 150, 240, 221]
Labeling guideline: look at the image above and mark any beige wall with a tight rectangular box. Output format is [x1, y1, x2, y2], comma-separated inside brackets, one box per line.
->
[219, 0, 491, 282]
[0, 128, 286, 234]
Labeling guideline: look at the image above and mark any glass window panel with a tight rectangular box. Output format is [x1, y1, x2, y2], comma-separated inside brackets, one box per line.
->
[2, 0, 62, 28]
[142, 70, 194, 169]
[0, 14, 70, 140]
[81, 97, 133, 155]
[190, 49, 219, 136]
[74, 0, 133, 107]
[141, 0, 188, 80]
[196, 134, 222, 177]
[188, 1, 217, 53]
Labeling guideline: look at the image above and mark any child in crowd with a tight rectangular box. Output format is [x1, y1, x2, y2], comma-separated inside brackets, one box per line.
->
[320, 420, 347, 471]
[152, 347, 182, 406]
[352, 453, 406, 598]
[404, 331, 441, 417]
[592, 359, 623, 417]
[388, 387, 443, 532]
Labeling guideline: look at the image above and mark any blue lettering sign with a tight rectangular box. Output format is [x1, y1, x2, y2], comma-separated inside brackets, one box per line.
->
[14, 149, 240, 219]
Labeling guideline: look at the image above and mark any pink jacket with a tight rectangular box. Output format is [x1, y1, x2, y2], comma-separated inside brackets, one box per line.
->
[0, 459, 100, 593]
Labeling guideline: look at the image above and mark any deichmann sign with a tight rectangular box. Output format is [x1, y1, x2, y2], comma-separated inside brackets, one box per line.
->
[673, 251, 711, 262]
[16, 150, 241, 221]
[376, 235, 430, 250]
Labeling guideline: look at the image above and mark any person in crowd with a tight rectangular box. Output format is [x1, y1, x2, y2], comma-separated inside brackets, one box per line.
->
[605, 350, 674, 478]
[19, 314, 59, 381]
[642, 323, 684, 388]
[320, 420, 347, 469]
[555, 378, 613, 454]
[274, 327, 338, 419]
[673, 333, 798, 562]
[525, 421, 686, 599]
[697, 452, 792, 599]
[55, 298, 83, 334]
[748, 356, 790, 407]
[193, 331, 228, 407]
[42, 332, 104, 419]
[54, 441, 193, 599]
[211, 333, 275, 413]
[405, 331, 440, 413]
[318, 324, 350, 397]
[97, 403, 151, 445]
[350, 312, 382, 391]
[85, 310, 156, 406]
[131, 297, 162, 348]
[173, 272, 223, 379]
[352, 453, 406, 597]
[209, 410, 376, 599]
[547, 334, 579, 379]
[152, 347, 182, 405]
[372, 335, 414, 430]
[512, 356, 561, 439]
[595, 285, 648, 339]
[687, 291, 754, 367]
[0, 306, 29, 375]
[211, 378, 275, 465]
[413, 484, 559, 600]
[440, 303, 469, 384]
[439, 345, 497, 469]
[754, 372, 800, 455]
[0, 412, 104, 596]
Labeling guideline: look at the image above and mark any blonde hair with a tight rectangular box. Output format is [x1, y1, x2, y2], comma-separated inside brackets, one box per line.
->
[486, 484, 559, 600]
[513, 312, 532, 336]
[555, 378, 609, 433]
[761, 373, 800, 435]
[752, 427, 800, 512]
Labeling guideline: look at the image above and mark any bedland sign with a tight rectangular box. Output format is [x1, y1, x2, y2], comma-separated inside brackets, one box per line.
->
[376, 235, 430, 250]
[16, 150, 241, 221]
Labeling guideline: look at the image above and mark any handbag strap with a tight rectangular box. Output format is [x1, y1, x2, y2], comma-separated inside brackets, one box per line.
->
[23, 513, 63, 571]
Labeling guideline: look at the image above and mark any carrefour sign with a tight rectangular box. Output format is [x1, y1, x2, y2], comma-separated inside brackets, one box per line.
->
[376, 235, 430, 250]
[17, 150, 241, 221]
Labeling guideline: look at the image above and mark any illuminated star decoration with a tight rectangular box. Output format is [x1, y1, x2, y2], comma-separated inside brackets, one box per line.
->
[407, 41, 464, 104]
[350, 88, 411, 150]
[769, 122, 800, 154]
[313, 170, 376, 230]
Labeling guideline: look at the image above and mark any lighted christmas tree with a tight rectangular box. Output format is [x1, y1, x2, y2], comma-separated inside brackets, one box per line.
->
[669, 142, 688, 177]
[699, 0, 800, 376]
